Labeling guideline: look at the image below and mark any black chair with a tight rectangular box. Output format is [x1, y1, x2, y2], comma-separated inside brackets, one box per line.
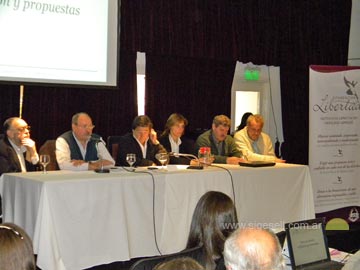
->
[106, 135, 123, 160]
[129, 246, 205, 270]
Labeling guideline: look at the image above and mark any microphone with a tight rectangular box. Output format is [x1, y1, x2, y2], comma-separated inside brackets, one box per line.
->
[169, 152, 204, 169]
[90, 135, 105, 143]
[91, 135, 110, 173]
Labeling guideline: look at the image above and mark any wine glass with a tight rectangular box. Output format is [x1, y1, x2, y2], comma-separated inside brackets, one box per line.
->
[155, 152, 168, 170]
[39, 154, 50, 174]
[126, 153, 136, 170]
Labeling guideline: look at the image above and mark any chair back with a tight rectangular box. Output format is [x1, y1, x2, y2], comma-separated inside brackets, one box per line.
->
[129, 246, 204, 270]
[107, 135, 123, 160]
[39, 140, 59, 170]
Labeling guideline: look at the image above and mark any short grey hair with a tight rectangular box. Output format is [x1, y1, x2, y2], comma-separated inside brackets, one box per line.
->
[223, 227, 285, 270]
[71, 112, 91, 125]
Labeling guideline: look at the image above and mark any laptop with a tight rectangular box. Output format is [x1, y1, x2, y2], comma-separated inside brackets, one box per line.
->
[285, 218, 344, 270]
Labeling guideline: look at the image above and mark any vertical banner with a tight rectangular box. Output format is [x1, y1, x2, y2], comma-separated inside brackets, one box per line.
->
[309, 65, 360, 225]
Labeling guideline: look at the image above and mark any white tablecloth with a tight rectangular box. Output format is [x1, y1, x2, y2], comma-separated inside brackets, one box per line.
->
[0, 163, 315, 270]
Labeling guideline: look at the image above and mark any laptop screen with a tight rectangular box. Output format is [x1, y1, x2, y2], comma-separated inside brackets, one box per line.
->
[285, 218, 331, 267]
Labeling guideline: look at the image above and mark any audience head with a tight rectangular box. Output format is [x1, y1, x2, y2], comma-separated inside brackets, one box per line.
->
[71, 112, 95, 142]
[246, 114, 264, 141]
[132, 115, 153, 145]
[211, 115, 231, 142]
[3, 117, 31, 146]
[153, 257, 204, 270]
[236, 112, 253, 131]
[0, 223, 36, 270]
[223, 227, 285, 270]
[161, 113, 188, 139]
[187, 191, 238, 269]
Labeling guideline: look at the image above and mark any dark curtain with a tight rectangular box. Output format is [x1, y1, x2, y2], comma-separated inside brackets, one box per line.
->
[145, 54, 235, 131]
[0, 0, 351, 164]
[0, 85, 20, 128]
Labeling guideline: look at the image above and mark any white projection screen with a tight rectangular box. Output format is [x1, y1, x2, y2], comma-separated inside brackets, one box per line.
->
[0, 0, 119, 87]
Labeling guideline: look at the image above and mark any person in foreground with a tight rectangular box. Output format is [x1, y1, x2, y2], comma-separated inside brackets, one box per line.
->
[116, 115, 167, 167]
[153, 257, 205, 270]
[223, 227, 285, 270]
[0, 117, 39, 175]
[0, 222, 36, 270]
[55, 112, 115, 170]
[186, 191, 238, 270]
[195, 115, 245, 164]
[234, 114, 285, 163]
[159, 113, 196, 165]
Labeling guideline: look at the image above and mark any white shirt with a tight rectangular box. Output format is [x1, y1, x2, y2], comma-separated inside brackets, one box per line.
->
[55, 133, 115, 171]
[8, 139, 39, 172]
[169, 134, 182, 153]
[133, 135, 148, 158]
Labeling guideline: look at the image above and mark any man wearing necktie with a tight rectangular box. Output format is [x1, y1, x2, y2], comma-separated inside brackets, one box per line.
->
[234, 114, 285, 163]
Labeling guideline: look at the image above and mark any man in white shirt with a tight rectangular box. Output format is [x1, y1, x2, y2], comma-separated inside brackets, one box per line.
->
[55, 112, 115, 171]
[234, 114, 285, 163]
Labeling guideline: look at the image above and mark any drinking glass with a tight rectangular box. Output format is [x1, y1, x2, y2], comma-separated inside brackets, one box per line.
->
[39, 154, 50, 174]
[126, 153, 136, 170]
[198, 147, 211, 167]
[155, 152, 168, 170]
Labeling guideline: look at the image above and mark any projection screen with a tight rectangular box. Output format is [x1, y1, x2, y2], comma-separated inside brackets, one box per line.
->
[0, 0, 119, 87]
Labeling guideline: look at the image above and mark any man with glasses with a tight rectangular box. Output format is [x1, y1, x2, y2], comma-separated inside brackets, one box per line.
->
[234, 114, 285, 163]
[55, 112, 114, 171]
[0, 117, 40, 223]
[0, 117, 39, 175]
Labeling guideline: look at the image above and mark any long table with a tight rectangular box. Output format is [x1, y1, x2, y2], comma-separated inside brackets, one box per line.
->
[0, 163, 315, 270]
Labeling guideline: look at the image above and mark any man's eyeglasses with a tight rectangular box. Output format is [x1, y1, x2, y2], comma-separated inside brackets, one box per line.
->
[0, 225, 24, 239]
[76, 124, 95, 130]
[11, 126, 31, 133]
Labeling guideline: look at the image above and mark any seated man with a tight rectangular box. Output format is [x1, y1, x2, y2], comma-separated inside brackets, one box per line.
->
[0, 117, 39, 222]
[194, 115, 244, 165]
[116, 115, 167, 167]
[56, 112, 115, 170]
[223, 227, 285, 270]
[0, 117, 39, 175]
[234, 114, 285, 163]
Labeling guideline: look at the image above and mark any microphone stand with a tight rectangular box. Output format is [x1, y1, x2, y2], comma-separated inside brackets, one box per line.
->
[169, 152, 204, 169]
[94, 138, 110, 173]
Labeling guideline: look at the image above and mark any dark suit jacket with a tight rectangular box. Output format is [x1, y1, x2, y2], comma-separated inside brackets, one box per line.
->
[0, 136, 37, 176]
[159, 135, 195, 165]
[116, 133, 167, 167]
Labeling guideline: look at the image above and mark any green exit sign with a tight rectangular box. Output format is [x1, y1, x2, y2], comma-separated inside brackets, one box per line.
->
[244, 69, 260, 81]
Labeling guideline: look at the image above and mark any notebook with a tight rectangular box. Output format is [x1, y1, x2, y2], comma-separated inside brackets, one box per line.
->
[238, 161, 276, 167]
[285, 218, 344, 270]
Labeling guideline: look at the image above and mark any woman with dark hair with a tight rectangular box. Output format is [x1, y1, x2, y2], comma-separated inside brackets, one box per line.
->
[159, 113, 195, 165]
[186, 191, 238, 270]
[0, 223, 36, 270]
[236, 112, 253, 132]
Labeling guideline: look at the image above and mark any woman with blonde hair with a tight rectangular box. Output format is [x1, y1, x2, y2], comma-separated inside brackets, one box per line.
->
[0, 223, 36, 270]
[159, 113, 195, 165]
